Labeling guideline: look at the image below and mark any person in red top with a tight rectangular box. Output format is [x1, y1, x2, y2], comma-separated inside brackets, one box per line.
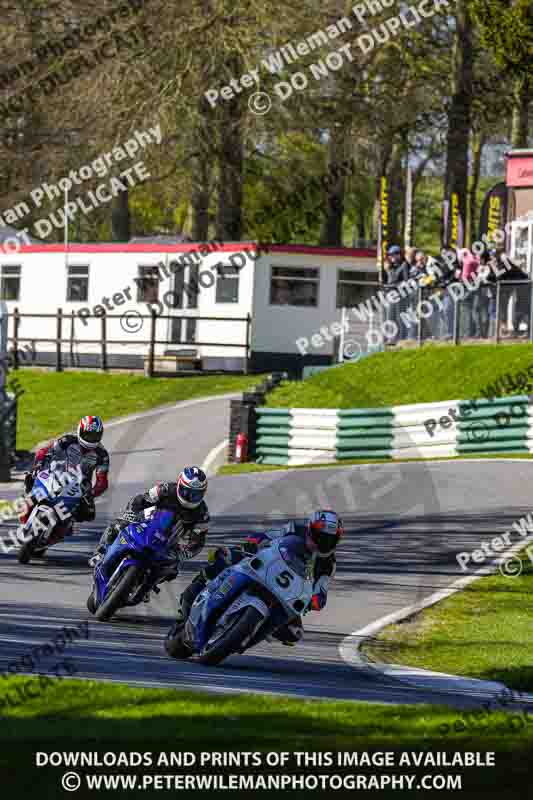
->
[460, 249, 480, 283]
[459, 249, 481, 337]
[22, 416, 109, 543]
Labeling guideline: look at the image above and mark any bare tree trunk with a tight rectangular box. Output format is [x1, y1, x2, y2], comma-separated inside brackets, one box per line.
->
[320, 124, 349, 246]
[467, 130, 485, 246]
[216, 105, 243, 241]
[388, 140, 405, 248]
[215, 53, 244, 241]
[191, 99, 214, 241]
[111, 189, 130, 241]
[443, 0, 473, 243]
[511, 76, 530, 148]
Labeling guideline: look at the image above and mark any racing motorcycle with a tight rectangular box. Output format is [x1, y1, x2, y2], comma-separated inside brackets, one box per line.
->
[164, 536, 315, 666]
[17, 461, 84, 564]
[87, 507, 182, 622]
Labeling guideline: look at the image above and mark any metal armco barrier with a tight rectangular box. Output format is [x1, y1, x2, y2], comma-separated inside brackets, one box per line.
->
[255, 395, 533, 465]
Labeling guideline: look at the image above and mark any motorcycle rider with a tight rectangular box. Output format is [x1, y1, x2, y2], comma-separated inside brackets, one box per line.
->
[168, 509, 343, 650]
[89, 466, 209, 580]
[21, 416, 109, 545]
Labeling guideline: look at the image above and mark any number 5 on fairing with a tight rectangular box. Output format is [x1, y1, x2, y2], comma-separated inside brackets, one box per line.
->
[276, 570, 294, 588]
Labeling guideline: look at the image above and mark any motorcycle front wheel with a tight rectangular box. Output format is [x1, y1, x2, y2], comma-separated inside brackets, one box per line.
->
[164, 620, 192, 660]
[198, 607, 264, 666]
[94, 564, 141, 622]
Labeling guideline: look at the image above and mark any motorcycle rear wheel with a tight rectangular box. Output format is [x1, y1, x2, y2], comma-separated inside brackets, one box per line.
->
[198, 607, 264, 666]
[94, 564, 141, 622]
[17, 537, 35, 565]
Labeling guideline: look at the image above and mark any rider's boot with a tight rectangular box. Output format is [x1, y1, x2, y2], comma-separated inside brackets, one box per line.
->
[34, 521, 73, 553]
[272, 620, 304, 647]
[88, 522, 120, 567]
[176, 571, 207, 623]
[48, 521, 73, 546]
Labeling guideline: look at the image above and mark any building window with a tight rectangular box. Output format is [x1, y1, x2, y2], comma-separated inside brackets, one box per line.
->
[0, 265, 21, 300]
[215, 264, 240, 303]
[185, 318, 196, 342]
[270, 266, 319, 307]
[170, 317, 183, 343]
[136, 266, 160, 303]
[336, 269, 379, 308]
[170, 317, 196, 343]
[66, 265, 89, 302]
[188, 263, 199, 309]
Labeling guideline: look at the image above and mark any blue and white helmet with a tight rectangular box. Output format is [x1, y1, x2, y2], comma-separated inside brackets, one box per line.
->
[177, 466, 208, 509]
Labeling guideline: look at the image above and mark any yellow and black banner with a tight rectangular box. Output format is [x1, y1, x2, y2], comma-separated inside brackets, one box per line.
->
[478, 181, 508, 248]
[442, 191, 464, 250]
[377, 176, 389, 274]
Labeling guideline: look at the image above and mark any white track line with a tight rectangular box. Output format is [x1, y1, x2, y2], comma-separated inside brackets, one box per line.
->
[339, 532, 533, 698]
[201, 439, 229, 477]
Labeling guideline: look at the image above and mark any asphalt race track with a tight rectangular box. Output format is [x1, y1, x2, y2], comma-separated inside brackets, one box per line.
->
[1, 394, 532, 709]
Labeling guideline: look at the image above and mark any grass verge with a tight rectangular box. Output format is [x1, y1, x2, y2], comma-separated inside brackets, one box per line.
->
[218, 452, 533, 475]
[363, 546, 533, 692]
[9, 370, 262, 450]
[0, 678, 532, 795]
[0, 674, 529, 744]
[266, 344, 533, 409]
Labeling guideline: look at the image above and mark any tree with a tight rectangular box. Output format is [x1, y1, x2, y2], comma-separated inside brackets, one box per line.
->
[471, 0, 533, 147]
[443, 0, 474, 246]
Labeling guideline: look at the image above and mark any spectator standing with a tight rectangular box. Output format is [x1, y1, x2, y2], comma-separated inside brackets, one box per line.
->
[492, 251, 529, 337]
[460, 249, 481, 338]
[384, 245, 409, 342]
[404, 251, 427, 340]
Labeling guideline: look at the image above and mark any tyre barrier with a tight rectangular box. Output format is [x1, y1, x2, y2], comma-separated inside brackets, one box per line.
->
[255, 395, 533, 465]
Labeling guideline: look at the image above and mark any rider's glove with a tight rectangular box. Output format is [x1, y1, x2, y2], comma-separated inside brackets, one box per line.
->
[24, 473, 34, 494]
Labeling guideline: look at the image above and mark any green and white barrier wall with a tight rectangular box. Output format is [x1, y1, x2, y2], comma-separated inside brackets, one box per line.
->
[255, 395, 532, 466]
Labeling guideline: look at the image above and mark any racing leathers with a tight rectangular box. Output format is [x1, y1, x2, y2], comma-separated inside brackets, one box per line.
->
[178, 520, 335, 645]
[23, 435, 109, 537]
[92, 481, 209, 579]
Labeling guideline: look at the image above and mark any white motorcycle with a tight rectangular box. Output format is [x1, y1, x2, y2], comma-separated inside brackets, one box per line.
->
[165, 536, 316, 665]
[17, 461, 85, 564]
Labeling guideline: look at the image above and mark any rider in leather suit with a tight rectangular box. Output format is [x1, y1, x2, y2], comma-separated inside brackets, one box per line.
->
[22, 416, 109, 544]
[171, 509, 343, 648]
[89, 467, 209, 580]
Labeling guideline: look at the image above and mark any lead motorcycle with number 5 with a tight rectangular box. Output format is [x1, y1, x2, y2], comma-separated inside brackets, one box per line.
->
[165, 535, 316, 665]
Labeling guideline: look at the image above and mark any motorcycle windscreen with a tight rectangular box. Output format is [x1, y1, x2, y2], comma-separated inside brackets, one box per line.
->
[100, 509, 175, 574]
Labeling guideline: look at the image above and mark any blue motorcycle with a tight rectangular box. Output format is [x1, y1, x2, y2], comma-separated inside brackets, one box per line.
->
[87, 508, 180, 621]
[17, 461, 85, 564]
